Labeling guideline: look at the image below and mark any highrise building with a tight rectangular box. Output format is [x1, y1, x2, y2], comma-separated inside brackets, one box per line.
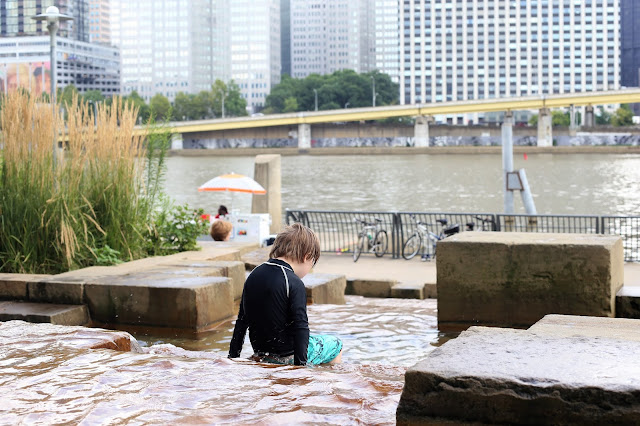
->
[621, 0, 640, 87]
[289, 0, 374, 79]
[281, 0, 291, 77]
[88, 0, 111, 45]
[111, 0, 217, 101]
[373, 0, 400, 83]
[1, 0, 89, 42]
[229, 0, 281, 110]
[401, 0, 620, 123]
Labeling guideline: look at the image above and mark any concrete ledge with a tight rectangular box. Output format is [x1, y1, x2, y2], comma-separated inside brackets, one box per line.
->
[423, 283, 437, 299]
[346, 279, 396, 298]
[530, 314, 640, 341]
[437, 232, 624, 330]
[28, 277, 86, 305]
[86, 275, 233, 331]
[391, 282, 424, 299]
[0, 301, 89, 326]
[397, 319, 640, 425]
[0, 274, 50, 300]
[302, 273, 346, 304]
[616, 286, 640, 319]
[0, 320, 142, 352]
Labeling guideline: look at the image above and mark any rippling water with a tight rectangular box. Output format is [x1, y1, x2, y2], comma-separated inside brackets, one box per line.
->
[1, 297, 445, 424]
[164, 153, 640, 217]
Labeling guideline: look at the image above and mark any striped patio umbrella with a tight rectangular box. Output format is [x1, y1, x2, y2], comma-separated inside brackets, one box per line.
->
[197, 173, 266, 194]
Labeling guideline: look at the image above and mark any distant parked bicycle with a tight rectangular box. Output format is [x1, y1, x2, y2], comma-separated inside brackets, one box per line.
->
[402, 215, 460, 260]
[353, 217, 388, 262]
[466, 215, 496, 231]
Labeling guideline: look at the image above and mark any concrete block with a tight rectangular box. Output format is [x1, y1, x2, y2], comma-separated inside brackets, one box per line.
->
[85, 275, 233, 331]
[147, 260, 246, 300]
[28, 276, 86, 305]
[391, 282, 424, 299]
[437, 232, 624, 330]
[241, 247, 271, 271]
[397, 325, 640, 425]
[616, 286, 640, 319]
[346, 279, 395, 298]
[423, 283, 437, 299]
[530, 314, 640, 342]
[0, 274, 50, 300]
[0, 320, 142, 352]
[0, 301, 89, 326]
[302, 273, 346, 305]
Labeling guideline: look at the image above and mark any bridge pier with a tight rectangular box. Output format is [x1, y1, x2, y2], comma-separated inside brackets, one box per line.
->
[171, 133, 184, 150]
[502, 111, 515, 214]
[298, 123, 311, 151]
[537, 108, 553, 147]
[569, 104, 578, 136]
[584, 105, 595, 127]
[414, 115, 432, 147]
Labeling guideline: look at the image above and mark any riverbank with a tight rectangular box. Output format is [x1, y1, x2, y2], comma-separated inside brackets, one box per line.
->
[169, 145, 640, 157]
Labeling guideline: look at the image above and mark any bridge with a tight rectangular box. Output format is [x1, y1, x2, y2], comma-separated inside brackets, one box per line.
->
[168, 89, 640, 150]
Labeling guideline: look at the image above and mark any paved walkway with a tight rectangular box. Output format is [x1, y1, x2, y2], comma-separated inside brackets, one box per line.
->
[313, 253, 640, 288]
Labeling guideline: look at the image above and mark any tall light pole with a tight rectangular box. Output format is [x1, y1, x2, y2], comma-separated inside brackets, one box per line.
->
[32, 6, 73, 117]
[32, 6, 73, 169]
[313, 88, 318, 111]
[370, 76, 376, 107]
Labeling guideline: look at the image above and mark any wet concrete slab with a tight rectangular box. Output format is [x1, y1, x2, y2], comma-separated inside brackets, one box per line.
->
[346, 278, 396, 298]
[0, 320, 142, 352]
[397, 316, 640, 425]
[391, 281, 424, 299]
[0, 301, 89, 326]
[301, 273, 346, 304]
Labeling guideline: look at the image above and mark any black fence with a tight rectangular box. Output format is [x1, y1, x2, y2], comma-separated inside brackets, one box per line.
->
[285, 209, 640, 262]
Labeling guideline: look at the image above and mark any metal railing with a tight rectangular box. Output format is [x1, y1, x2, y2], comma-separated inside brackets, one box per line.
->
[286, 209, 640, 262]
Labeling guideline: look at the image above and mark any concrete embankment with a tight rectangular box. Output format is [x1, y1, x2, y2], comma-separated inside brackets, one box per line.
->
[170, 145, 640, 157]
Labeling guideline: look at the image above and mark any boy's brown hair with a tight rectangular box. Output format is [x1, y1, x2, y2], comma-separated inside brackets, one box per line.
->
[210, 220, 233, 241]
[269, 223, 320, 264]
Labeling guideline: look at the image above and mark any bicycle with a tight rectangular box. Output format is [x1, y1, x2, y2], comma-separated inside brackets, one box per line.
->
[402, 215, 460, 260]
[353, 217, 388, 262]
[466, 215, 496, 231]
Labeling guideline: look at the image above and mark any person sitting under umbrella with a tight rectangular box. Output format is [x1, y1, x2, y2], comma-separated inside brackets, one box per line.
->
[215, 205, 228, 219]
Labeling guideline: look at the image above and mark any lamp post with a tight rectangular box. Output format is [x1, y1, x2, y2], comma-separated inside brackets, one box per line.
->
[313, 89, 318, 111]
[32, 6, 73, 117]
[344, 102, 350, 109]
[370, 76, 376, 107]
[32, 6, 73, 168]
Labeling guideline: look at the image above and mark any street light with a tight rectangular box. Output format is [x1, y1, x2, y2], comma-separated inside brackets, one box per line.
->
[32, 6, 73, 168]
[370, 76, 376, 107]
[32, 6, 73, 116]
[313, 89, 318, 112]
[344, 102, 350, 109]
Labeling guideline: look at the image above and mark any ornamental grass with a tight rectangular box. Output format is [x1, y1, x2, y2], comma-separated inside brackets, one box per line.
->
[0, 91, 167, 274]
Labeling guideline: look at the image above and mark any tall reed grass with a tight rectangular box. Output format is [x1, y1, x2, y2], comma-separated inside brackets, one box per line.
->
[0, 91, 167, 273]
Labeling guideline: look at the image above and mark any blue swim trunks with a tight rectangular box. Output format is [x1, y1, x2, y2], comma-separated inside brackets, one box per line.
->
[253, 334, 343, 366]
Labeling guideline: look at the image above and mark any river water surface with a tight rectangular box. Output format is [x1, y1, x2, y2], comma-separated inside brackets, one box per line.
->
[165, 153, 640, 217]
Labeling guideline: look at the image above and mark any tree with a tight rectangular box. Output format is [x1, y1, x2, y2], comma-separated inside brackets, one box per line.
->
[211, 79, 247, 118]
[611, 104, 634, 127]
[595, 107, 611, 125]
[529, 114, 538, 126]
[551, 110, 570, 127]
[283, 96, 298, 113]
[264, 70, 399, 114]
[82, 90, 105, 104]
[172, 92, 193, 121]
[123, 90, 150, 122]
[149, 93, 171, 121]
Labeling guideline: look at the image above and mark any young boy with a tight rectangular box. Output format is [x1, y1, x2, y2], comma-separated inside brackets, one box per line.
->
[210, 220, 232, 241]
[228, 223, 343, 366]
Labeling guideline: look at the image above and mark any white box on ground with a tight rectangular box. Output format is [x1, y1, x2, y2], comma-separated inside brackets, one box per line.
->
[227, 214, 271, 245]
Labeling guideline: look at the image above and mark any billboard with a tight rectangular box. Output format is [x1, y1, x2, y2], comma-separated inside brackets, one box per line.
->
[0, 62, 51, 96]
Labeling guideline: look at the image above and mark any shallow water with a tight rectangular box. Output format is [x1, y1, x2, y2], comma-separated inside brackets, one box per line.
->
[1, 297, 444, 424]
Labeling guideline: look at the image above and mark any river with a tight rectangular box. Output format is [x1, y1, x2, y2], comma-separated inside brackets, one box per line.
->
[164, 152, 640, 217]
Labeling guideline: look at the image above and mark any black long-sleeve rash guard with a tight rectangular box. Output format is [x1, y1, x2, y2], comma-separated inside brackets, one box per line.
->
[228, 258, 310, 365]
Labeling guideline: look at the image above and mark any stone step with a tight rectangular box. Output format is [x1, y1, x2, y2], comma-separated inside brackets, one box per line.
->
[397, 314, 640, 425]
[0, 301, 89, 326]
[616, 286, 640, 319]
